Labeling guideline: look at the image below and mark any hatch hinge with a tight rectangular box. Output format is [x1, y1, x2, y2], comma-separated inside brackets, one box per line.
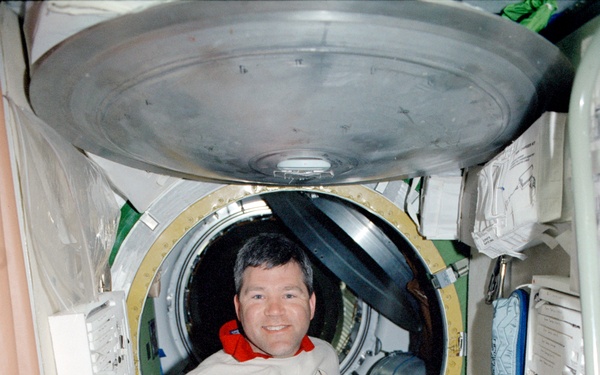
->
[431, 257, 469, 289]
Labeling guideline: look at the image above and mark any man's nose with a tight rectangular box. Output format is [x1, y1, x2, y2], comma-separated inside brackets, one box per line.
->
[265, 298, 284, 315]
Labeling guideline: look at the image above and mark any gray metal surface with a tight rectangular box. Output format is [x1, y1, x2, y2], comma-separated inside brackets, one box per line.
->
[309, 194, 415, 294]
[263, 191, 422, 332]
[368, 351, 426, 375]
[29, 1, 573, 185]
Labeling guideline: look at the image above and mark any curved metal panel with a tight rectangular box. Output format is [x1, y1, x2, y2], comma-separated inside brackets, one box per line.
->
[262, 191, 422, 332]
[29, 1, 573, 185]
[309, 194, 415, 288]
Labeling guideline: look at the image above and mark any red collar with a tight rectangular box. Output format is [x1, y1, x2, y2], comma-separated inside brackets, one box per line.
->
[219, 320, 315, 362]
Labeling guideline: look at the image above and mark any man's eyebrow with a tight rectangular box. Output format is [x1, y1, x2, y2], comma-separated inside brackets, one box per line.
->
[282, 285, 306, 292]
[242, 286, 266, 293]
[242, 285, 305, 293]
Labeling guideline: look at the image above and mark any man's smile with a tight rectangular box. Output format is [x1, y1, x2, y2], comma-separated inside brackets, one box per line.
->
[264, 325, 288, 332]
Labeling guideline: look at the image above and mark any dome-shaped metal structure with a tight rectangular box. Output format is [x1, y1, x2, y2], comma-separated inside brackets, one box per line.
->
[29, 1, 573, 185]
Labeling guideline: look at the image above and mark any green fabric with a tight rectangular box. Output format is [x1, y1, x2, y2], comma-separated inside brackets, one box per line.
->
[108, 201, 142, 266]
[501, 0, 558, 32]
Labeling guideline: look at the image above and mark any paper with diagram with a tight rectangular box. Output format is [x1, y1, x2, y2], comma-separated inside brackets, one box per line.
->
[472, 112, 567, 259]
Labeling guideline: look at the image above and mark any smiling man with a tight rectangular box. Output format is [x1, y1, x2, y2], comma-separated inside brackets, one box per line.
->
[187, 233, 340, 375]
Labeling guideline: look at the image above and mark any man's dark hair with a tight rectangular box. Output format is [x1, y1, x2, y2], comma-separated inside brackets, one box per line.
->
[233, 233, 314, 295]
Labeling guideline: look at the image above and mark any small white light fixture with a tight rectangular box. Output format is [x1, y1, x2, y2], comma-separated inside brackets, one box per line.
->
[277, 158, 331, 172]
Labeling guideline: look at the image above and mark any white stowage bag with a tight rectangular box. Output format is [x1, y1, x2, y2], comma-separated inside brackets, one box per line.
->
[472, 112, 567, 259]
[419, 171, 463, 240]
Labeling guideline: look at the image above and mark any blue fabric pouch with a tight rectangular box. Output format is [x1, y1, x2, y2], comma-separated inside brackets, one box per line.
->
[491, 289, 529, 375]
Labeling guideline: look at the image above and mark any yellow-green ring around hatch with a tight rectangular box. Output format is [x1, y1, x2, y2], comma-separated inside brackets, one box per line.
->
[126, 184, 464, 374]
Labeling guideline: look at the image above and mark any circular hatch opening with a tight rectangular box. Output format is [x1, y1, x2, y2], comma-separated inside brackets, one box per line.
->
[183, 216, 344, 363]
[153, 191, 445, 374]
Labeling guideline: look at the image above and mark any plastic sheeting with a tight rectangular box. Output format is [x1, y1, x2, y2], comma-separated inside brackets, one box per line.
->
[8, 100, 119, 311]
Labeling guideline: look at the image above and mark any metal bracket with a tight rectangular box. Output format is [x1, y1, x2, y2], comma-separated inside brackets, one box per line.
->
[431, 257, 469, 289]
[139, 212, 159, 231]
[457, 332, 467, 357]
[485, 255, 511, 304]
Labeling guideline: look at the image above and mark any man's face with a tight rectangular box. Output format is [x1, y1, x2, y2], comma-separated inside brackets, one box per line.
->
[234, 261, 316, 358]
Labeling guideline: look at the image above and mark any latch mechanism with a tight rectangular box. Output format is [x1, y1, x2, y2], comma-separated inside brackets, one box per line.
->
[431, 257, 469, 289]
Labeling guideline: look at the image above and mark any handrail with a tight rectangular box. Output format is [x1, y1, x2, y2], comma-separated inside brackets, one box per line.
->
[568, 27, 600, 375]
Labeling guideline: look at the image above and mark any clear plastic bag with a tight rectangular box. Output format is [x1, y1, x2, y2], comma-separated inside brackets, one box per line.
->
[9, 100, 119, 311]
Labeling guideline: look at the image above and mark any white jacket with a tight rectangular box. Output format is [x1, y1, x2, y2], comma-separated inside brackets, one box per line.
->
[187, 337, 340, 375]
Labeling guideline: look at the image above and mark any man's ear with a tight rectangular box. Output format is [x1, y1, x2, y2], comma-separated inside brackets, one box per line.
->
[309, 292, 316, 320]
[234, 294, 241, 320]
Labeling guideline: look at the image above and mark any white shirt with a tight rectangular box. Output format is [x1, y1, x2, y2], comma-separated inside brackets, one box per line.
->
[186, 337, 340, 375]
